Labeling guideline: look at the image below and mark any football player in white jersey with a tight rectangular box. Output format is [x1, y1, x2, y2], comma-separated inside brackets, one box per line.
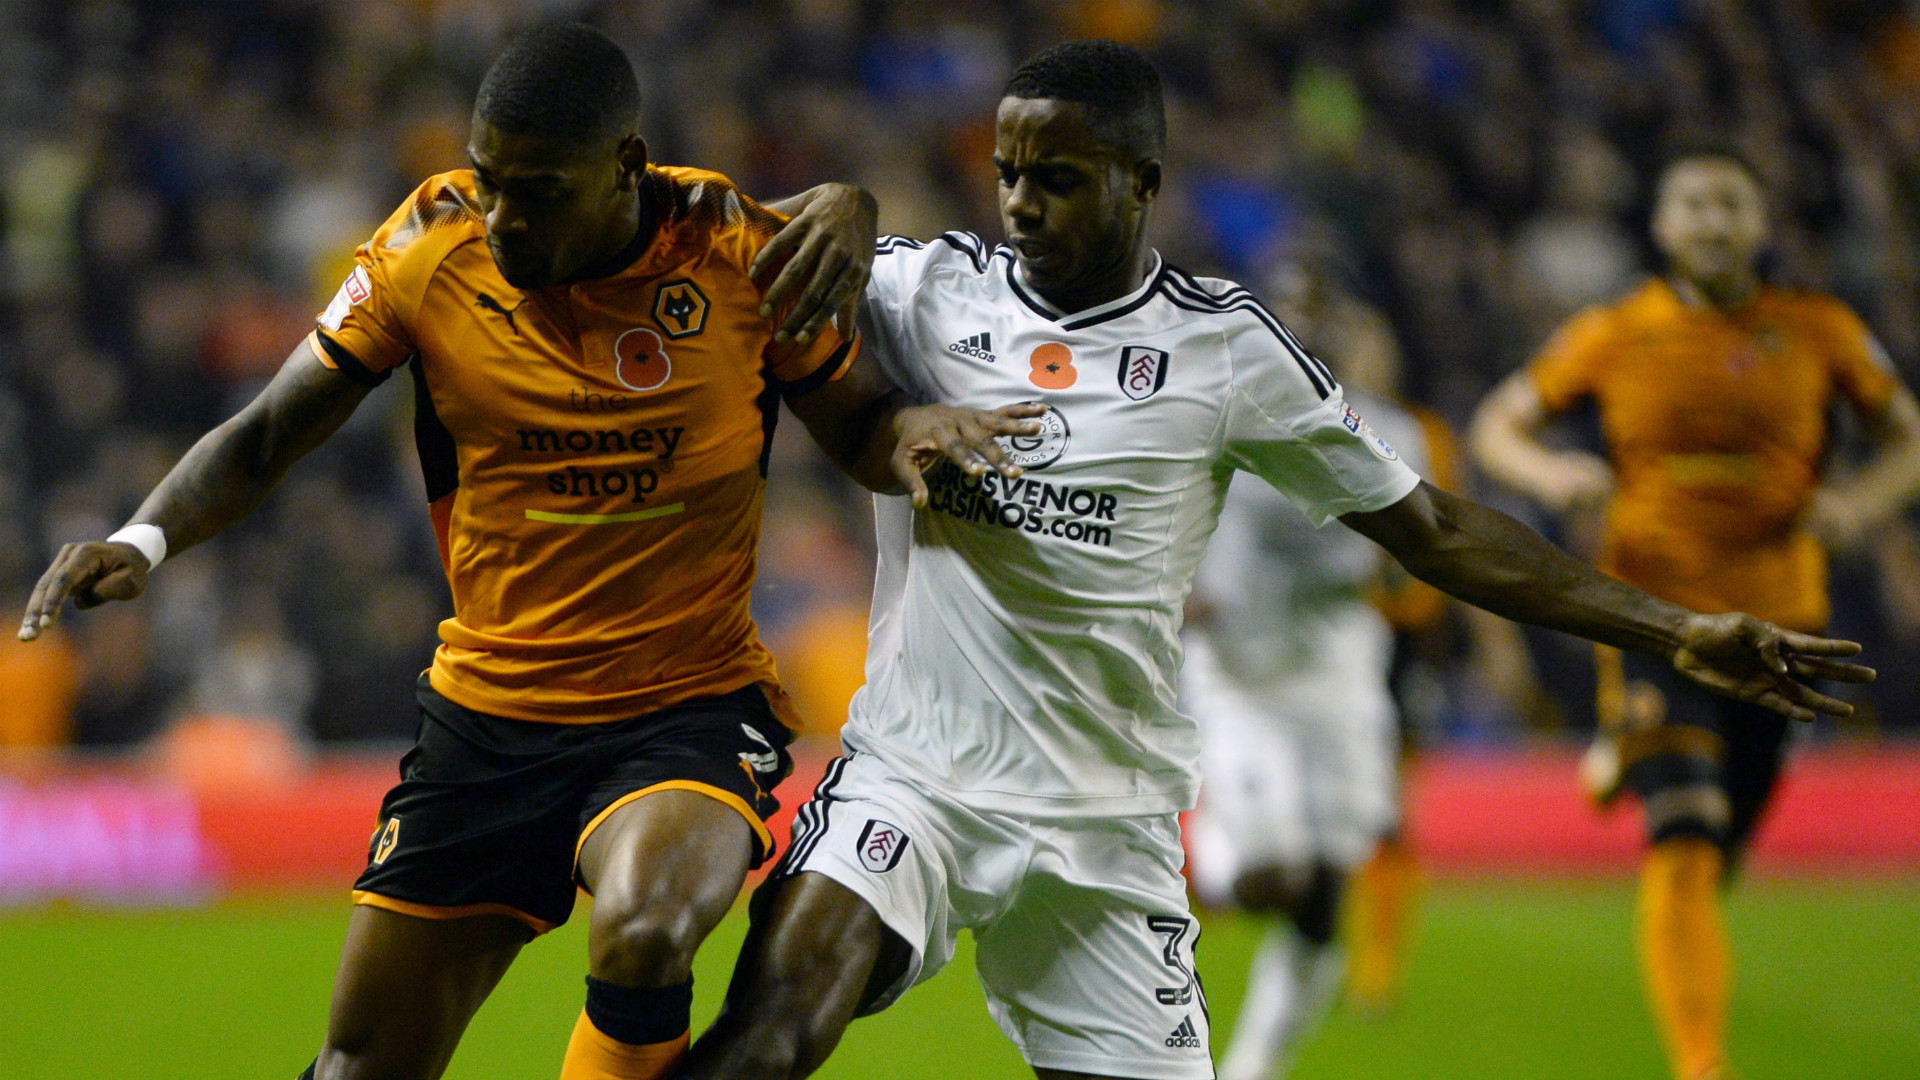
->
[1181, 393, 1428, 1080]
[681, 41, 1871, 1080]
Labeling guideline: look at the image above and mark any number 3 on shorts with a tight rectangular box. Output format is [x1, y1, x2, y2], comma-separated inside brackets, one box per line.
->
[1147, 915, 1200, 1006]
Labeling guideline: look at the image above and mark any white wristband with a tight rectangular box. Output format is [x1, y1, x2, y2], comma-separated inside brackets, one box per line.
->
[107, 524, 167, 570]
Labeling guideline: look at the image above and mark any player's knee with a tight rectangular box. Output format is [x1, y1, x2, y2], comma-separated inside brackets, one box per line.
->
[1291, 863, 1347, 945]
[1230, 865, 1296, 914]
[313, 1043, 411, 1080]
[590, 903, 709, 986]
[1643, 782, 1731, 847]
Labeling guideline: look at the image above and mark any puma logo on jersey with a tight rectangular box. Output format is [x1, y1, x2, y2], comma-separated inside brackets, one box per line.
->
[475, 293, 526, 334]
[1164, 1016, 1202, 1049]
[948, 332, 996, 362]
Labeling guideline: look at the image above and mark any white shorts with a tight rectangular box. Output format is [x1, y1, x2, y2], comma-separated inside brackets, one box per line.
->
[778, 751, 1215, 1080]
[1181, 635, 1398, 905]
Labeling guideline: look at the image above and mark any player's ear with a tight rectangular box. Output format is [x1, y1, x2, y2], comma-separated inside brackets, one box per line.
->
[616, 134, 649, 190]
[1134, 158, 1162, 205]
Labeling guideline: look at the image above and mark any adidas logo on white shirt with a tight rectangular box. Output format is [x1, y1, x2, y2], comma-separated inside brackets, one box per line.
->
[1164, 1015, 1202, 1048]
[948, 332, 996, 362]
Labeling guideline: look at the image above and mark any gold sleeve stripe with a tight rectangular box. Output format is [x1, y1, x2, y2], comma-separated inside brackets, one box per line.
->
[524, 503, 687, 525]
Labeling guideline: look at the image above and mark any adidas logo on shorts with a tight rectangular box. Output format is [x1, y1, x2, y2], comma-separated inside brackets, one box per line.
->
[1164, 1015, 1202, 1049]
[948, 331, 996, 362]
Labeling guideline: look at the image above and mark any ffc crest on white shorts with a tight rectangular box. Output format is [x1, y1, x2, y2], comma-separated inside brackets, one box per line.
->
[856, 818, 910, 872]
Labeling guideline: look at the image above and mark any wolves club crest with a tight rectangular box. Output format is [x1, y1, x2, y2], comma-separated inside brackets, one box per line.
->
[653, 279, 709, 339]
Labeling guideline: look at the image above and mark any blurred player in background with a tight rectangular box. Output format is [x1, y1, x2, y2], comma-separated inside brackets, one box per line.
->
[675, 44, 1871, 1080]
[18, 24, 1021, 1080]
[1259, 261, 1548, 1019]
[1180, 383, 1428, 1080]
[1472, 146, 1920, 1080]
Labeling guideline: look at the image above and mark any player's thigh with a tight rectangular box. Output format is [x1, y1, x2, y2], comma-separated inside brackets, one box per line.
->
[1300, 692, 1400, 870]
[1620, 654, 1737, 844]
[572, 683, 798, 978]
[709, 872, 910, 1052]
[973, 816, 1213, 1080]
[321, 904, 532, 1080]
[1187, 697, 1311, 906]
[769, 751, 975, 1013]
[1718, 703, 1791, 856]
[576, 787, 755, 979]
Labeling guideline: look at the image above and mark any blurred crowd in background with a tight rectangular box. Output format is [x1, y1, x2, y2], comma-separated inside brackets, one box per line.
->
[1, 0, 1917, 763]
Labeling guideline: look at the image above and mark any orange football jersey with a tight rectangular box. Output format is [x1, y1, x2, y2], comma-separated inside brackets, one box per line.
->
[309, 167, 855, 725]
[1529, 278, 1897, 631]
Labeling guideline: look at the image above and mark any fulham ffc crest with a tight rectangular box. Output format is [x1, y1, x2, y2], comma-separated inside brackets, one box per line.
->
[1118, 346, 1170, 401]
[856, 819, 910, 873]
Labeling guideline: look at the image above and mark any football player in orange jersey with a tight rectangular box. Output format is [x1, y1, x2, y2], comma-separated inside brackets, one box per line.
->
[19, 24, 1038, 1080]
[1472, 146, 1920, 1080]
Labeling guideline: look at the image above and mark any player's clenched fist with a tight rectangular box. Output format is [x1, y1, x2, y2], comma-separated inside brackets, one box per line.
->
[1669, 612, 1875, 723]
[19, 541, 153, 641]
[891, 402, 1047, 508]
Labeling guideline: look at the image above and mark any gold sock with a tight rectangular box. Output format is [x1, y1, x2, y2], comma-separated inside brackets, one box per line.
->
[1637, 838, 1731, 1080]
[1346, 838, 1417, 1011]
[559, 1009, 689, 1080]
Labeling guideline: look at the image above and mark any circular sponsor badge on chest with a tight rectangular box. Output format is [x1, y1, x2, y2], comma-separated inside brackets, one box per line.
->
[998, 403, 1071, 470]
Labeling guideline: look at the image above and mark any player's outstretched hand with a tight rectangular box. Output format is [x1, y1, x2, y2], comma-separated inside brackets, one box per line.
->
[1670, 612, 1875, 722]
[752, 183, 878, 346]
[892, 403, 1046, 508]
[19, 541, 152, 641]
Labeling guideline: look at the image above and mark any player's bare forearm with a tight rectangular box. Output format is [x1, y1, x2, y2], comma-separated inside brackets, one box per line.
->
[21, 343, 370, 639]
[1343, 483, 1872, 721]
[135, 345, 371, 553]
[784, 351, 914, 494]
[1468, 373, 1611, 512]
[784, 355, 1042, 501]
[1342, 482, 1688, 658]
[1835, 388, 1920, 518]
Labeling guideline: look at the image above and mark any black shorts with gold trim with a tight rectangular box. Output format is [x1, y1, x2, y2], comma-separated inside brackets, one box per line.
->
[1612, 650, 1791, 855]
[351, 674, 793, 935]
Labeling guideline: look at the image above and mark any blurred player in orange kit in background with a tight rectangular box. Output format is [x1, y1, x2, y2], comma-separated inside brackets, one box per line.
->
[1472, 145, 1920, 1080]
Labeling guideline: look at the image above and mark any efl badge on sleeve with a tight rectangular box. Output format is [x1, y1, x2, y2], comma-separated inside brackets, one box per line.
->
[320, 266, 372, 331]
[1341, 403, 1400, 462]
[1118, 345, 1169, 401]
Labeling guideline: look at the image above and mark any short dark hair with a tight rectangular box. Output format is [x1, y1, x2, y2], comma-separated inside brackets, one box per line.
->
[1657, 137, 1766, 193]
[1004, 40, 1166, 159]
[474, 23, 641, 146]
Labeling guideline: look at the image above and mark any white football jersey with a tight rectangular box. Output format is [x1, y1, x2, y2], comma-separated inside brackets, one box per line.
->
[843, 233, 1421, 818]
[1187, 393, 1429, 689]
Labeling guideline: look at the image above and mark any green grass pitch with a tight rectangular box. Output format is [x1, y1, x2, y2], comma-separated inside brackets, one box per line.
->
[2, 879, 1915, 1078]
